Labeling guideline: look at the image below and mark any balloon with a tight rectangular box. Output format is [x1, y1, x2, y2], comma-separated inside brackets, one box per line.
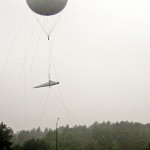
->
[26, 0, 68, 16]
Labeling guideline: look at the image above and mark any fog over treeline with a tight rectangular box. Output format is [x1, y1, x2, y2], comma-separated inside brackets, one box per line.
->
[1, 121, 148, 150]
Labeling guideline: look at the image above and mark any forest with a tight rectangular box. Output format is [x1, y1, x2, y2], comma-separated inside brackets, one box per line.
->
[1, 121, 150, 150]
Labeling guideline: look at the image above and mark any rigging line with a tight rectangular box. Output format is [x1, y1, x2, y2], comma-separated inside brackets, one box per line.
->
[47, 43, 74, 126]
[20, 17, 27, 79]
[48, 16, 52, 34]
[53, 27, 80, 126]
[58, 86, 80, 125]
[23, 63, 28, 130]
[28, 0, 47, 37]
[47, 14, 65, 81]
[49, 16, 53, 35]
[50, 46, 58, 81]
[46, 16, 49, 36]
[50, 11, 66, 37]
[47, 14, 62, 80]
[47, 13, 63, 37]
[50, 46, 80, 125]
[29, 18, 47, 72]
[48, 32, 79, 126]
[48, 26, 62, 81]
[29, 30, 43, 72]
[2, 9, 27, 75]
[47, 12, 64, 80]
[48, 15, 53, 36]
[48, 40, 51, 80]
[51, 88, 73, 126]
[39, 88, 50, 127]
[33, 14, 48, 37]
[20, 21, 37, 79]
[48, 34, 55, 80]
[22, 19, 28, 130]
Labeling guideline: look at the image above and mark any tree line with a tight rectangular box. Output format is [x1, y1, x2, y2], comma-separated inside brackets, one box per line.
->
[1, 121, 150, 149]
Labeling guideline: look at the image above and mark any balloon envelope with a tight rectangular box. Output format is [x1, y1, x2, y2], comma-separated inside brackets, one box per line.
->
[26, 0, 68, 16]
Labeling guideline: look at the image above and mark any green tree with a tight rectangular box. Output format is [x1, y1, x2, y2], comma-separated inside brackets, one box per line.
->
[146, 142, 150, 150]
[23, 139, 49, 150]
[111, 140, 120, 150]
[0, 122, 13, 150]
[12, 144, 23, 150]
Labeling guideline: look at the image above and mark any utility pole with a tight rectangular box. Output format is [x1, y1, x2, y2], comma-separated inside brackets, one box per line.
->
[56, 118, 60, 150]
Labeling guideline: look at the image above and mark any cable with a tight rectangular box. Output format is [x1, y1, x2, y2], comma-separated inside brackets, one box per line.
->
[39, 88, 50, 127]
[29, 30, 43, 72]
[58, 86, 80, 125]
[20, 21, 37, 78]
[33, 14, 48, 37]
[47, 13, 63, 80]
[32, 11, 62, 40]
[49, 43, 80, 125]
[23, 63, 28, 130]
[23, 19, 28, 130]
[46, 12, 80, 126]
[51, 88, 73, 126]
[2, 9, 27, 75]
[47, 14, 63, 37]
[48, 34, 55, 81]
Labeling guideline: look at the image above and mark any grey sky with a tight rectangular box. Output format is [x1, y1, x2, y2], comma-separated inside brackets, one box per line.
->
[0, 0, 150, 131]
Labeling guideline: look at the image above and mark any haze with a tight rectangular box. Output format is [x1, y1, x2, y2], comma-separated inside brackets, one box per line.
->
[0, 0, 150, 131]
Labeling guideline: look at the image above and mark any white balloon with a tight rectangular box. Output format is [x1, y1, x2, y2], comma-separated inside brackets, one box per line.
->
[26, 0, 68, 16]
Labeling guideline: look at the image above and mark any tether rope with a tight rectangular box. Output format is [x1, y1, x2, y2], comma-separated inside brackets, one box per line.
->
[2, 9, 27, 75]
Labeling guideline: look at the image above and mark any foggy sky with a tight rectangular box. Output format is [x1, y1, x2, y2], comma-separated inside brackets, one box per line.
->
[0, 0, 150, 131]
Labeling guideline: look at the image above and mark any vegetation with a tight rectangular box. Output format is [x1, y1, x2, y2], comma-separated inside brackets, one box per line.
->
[1, 121, 150, 149]
[0, 122, 13, 150]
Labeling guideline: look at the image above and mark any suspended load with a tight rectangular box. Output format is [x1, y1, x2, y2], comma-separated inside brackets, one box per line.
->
[26, 0, 66, 88]
[26, 0, 68, 16]
[34, 80, 59, 88]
